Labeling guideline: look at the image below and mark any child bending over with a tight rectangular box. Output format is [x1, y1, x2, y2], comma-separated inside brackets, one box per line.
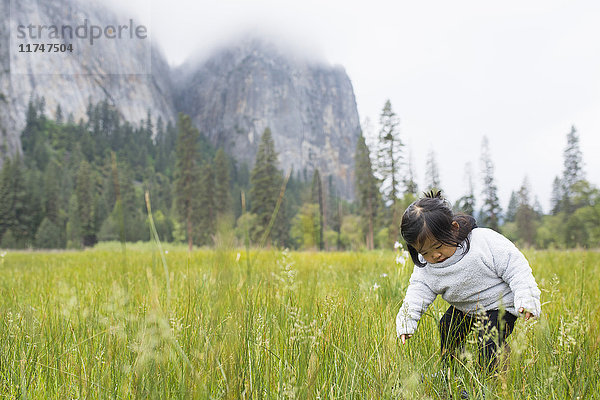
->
[396, 191, 541, 370]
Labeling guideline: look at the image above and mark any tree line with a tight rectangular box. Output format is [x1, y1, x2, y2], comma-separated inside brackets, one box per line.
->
[0, 98, 349, 250]
[355, 101, 599, 249]
[0, 98, 598, 250]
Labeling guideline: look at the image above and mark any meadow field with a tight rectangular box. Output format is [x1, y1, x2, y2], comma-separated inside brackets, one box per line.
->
[0, 243, 598, 399]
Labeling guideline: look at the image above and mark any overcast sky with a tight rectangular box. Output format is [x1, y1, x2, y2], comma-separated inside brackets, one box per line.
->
[107, 0, 600, 212]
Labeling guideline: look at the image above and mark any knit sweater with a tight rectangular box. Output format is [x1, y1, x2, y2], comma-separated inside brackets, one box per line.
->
[396, 227, 541, 336]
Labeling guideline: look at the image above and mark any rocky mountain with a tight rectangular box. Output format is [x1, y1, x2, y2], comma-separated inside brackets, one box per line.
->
[0, 0, 176, 160]
[175, 39, 360, 199]
[1, 0, 361, 199]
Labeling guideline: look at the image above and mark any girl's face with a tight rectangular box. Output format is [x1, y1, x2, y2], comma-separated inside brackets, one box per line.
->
[416, 237, 457, 264]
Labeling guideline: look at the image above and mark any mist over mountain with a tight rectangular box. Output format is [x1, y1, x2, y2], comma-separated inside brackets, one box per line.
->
[174, 38, 360, 198]
[1, 0, 361, 198]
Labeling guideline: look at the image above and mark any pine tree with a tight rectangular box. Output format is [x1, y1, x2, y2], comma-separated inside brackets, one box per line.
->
[0, 158, 14, 240]
[35, 217, 63, 248]
[311, 169, 324, 250]
[376, 100, 403, 205]
[515, 177, 536, 246]
[55, 104, 63, 124]
[403, 149, 418, 196]
[213, 148, 231, 216]
[43, 159, 61, 224]
[550, 176, 562, 215]
[425, 149, 441, 193]
[2, 155, 31, 247]
[76, 160, 96, 246]
[66, 194, 82, 249]
[354, 134, 379, 249]
[327, 176, 342, 249]
[249, 128, 285, 246]
[561, 125, 585, 214]
[454, 162, 475, 216]
[479, 137, 502, 231]
[505, 191, 519, 223]
[174, 113, 202, 251]
[196, 162, 216, 245]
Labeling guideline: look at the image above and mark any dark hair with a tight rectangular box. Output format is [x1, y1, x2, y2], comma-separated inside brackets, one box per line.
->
[401, 190, 477, 267]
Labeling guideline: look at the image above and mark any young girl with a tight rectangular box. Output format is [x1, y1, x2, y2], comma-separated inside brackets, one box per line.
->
[396, 191, 541, 370]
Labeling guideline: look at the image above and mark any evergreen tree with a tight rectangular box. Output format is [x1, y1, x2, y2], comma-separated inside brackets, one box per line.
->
[561, 125, 585, 214]
[326, 176, 342, 249]
[0, 155, 31, 247]
[505, 191, 519, 223]
[550, 176, 562, 215]
[354, 134, 379, 250]
[75, 160, 96, 246]
[66, 194, 82, 248]
[25, 167, 44, 242]
[249, 128, 285, 246]
[21, 100, 39, 157]
[515, 177, 536, 246]
[55, 104, 63, 124]
[174, 113, 202, 251]
[311, 169, 324, 250]
[0, 158, 14, 240]
[425, 149, 441, 192]
[403, 149, 418, 196]
[196, 162, 216, 245]
[213, 148, 231, 217]
[454, 162, 475, 216]
[43, 159, 61, 224]
[121, 168, 147, 242]
[376, 100, 403, 205]
[479, 137, 502, 231]
[35, 217, 63, 248]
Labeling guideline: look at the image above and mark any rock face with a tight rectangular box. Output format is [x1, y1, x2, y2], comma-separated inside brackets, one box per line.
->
[1, 0, 361, 199]
[0, 0, 176, 161]
[175, 39, 360, 199]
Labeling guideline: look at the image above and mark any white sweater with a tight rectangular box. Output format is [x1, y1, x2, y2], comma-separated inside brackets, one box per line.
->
[396, 227, 541, 336]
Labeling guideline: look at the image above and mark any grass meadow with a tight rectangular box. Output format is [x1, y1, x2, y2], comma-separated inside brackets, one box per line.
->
[0, 243, 598, 399]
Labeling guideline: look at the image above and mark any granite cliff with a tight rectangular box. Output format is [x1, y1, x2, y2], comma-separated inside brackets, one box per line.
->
[175, 39, 360, 199]
[0, 0, 176, 160]
[1, 0, 361, 199]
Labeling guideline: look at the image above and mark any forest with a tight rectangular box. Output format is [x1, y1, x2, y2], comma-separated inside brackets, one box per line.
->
[0, 98, 598, 251]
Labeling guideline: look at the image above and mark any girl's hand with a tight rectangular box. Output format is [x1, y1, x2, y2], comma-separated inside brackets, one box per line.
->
[519, 307, 533, 320]
[400, 334, 412, 344]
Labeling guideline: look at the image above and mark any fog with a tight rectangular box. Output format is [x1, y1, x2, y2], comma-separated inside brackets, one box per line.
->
[102, 0, 600, 211]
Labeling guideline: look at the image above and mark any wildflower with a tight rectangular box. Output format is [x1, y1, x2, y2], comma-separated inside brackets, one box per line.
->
[373, 283, 380, 290]
[0, 251, 6, 258]
[164, 250, 169, 254]
[381, 273, 388, 278]
[394, 241, 402, 249]
[236, 252, 241, 262]
[396, 255, 406, 266]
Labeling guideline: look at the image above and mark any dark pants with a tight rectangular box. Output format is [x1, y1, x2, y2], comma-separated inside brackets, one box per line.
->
[439, 306, 517, 370]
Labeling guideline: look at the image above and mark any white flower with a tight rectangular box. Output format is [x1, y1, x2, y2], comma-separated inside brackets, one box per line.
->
[164, 250, 169, 254]
[236, 252, 241, 262]
[403, 250, 409, 259]
[380, 273, 388, 278]
[0, 251, 6, 258]
[394, 241, 402, 249]
[396, 255, 406, 266]
[373, 283, 380, 290]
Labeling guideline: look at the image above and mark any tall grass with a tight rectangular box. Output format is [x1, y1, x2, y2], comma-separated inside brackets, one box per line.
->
[0, 246, 598, 399]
